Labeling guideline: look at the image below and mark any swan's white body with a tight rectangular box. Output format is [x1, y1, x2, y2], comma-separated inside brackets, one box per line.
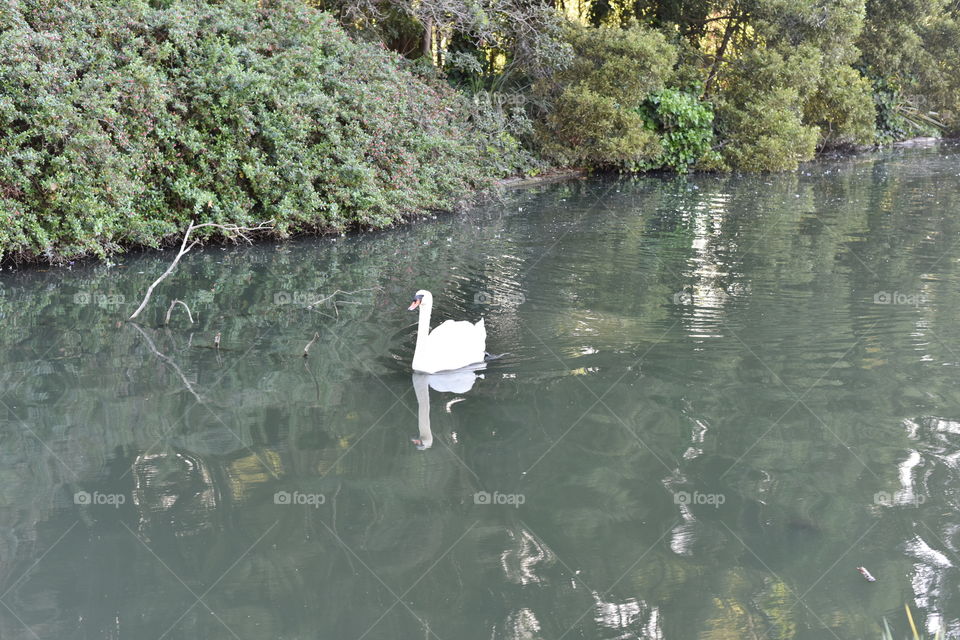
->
[410, 290, 486, 374]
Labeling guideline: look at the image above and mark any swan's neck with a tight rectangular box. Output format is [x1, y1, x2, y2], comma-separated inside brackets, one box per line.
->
[414, 303, 432, 361]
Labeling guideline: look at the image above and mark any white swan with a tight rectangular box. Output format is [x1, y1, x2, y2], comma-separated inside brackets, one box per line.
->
[408, 289, 486, 373]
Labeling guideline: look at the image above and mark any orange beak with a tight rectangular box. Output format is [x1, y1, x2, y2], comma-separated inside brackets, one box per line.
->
[407, 299, 421, 311]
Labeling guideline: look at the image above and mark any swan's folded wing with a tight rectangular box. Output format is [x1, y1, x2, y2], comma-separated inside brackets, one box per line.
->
[428, 319, 487, 363]
[429, 319, 482, 341]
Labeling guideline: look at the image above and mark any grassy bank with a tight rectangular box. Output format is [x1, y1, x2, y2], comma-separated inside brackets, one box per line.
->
[0, 0, 535, 264]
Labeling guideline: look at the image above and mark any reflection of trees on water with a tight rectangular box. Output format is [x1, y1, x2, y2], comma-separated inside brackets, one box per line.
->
[0, 146, 960, 637]
[132, 450, 219, 535]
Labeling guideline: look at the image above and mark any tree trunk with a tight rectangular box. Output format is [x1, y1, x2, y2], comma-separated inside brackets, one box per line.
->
[421, 18, 433, 63]
[704, 11, 740, 97]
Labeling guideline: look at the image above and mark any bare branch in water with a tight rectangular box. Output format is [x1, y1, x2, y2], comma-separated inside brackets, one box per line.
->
[129, 323, 202, 403]
[164, 299, 194, 325]
[303, 332, 321, 357]
[306, 286, 382, 309]
[128, 220, 273, 321]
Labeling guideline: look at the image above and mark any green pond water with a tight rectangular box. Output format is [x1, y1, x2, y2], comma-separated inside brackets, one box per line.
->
[2, 143, 960, 639]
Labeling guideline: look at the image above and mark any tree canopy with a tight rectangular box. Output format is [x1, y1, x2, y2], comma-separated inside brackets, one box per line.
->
[325, 0, 959, 169]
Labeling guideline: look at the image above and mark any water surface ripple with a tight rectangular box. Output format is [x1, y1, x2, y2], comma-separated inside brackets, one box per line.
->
[1, 144, 960, 639]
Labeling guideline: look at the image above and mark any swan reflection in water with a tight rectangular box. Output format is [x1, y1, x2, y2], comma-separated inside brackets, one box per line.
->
[411, 364, 485, 450]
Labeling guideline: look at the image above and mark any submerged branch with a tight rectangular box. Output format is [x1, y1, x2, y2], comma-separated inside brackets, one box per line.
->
[128, 220, 273, 321]
[306, 286, 382, 309]
[129, 323, 203, 404]
[164, 299, 194, 325]
[303, 332, 321, 357]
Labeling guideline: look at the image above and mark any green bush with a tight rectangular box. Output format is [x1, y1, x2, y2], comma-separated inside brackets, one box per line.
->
[536, 22, 677, 170]
[871, 79, 911, 144]
[870, 77, 944, 144]
[0, 0, 526, 263]
[804, 64, 876, 149]
[720, 88, 819, 172]
[860, 2, 960, 137]
[638, 88, 720, 172]
[715, 48, 821, 172]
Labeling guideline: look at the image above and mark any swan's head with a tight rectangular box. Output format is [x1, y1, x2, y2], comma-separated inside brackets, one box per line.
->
[407, 289, 432, 311]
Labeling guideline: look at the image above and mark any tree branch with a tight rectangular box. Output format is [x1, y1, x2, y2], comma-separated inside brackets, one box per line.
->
[164, 299, 194, 325]
[704, 11, 742, 97]
[129, 323, 203, 404]
[128, 220, 273, 321]
[306, 286, 382, 309]
[303, 332, 321, 357]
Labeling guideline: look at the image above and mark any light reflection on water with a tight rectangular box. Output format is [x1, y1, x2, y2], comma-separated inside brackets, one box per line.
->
[0, 143, 959, 638]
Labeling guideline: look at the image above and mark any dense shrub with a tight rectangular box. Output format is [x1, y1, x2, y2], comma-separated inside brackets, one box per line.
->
[535, 22, 676, 170]
[871, 79, 910, 144]
[870, 77, 943, 144]
[638, 88, 720, 172]
[0, 0, 527, 263]
[803, 64, 876, 149]
[715, 48, 821, 172]
[719, 87, 819, 172]
[860, 0, 960, 136]
[4, 0, 959, 265]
